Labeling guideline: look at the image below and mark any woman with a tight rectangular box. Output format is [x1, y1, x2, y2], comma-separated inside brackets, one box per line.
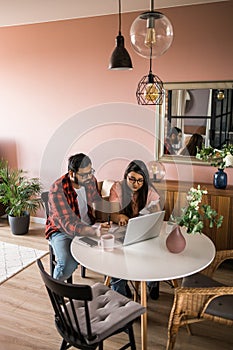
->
[179, 133, 203, 156]
[109, 160, 160, 225]
[109, 160, 161, 299]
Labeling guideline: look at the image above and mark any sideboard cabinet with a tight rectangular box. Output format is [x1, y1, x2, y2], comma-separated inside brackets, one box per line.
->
[154, 180, 233, 250]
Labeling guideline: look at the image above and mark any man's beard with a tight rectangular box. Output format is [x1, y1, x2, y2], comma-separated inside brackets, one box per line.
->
[74, 177, 91, 186]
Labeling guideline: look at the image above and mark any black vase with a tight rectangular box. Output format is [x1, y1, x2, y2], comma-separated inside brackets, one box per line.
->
[213, 168, 227, 189]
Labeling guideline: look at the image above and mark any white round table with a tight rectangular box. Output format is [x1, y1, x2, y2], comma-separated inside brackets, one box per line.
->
[71, 222, 215, 350]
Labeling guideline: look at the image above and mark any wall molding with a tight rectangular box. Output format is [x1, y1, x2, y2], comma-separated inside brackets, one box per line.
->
[31, 216, 46, 225]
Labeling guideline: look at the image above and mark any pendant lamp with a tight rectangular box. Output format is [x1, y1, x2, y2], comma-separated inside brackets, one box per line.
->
[136, 46, 164, 105]
[109, 0, 133, 70]
[130, 0, 173, 59]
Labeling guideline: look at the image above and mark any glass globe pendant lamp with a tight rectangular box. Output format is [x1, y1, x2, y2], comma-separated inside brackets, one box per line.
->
[130, 0, 173, 59]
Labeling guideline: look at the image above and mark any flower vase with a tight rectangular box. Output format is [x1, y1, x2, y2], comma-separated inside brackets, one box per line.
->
[213, 168, 227, 189]
[166, 225, 186, 254]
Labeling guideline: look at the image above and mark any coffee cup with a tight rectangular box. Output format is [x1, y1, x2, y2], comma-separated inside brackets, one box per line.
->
[99, 234, 115, 251]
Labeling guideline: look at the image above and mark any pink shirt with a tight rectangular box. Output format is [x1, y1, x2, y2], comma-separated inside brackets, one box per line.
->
[109, 181, 160, 211]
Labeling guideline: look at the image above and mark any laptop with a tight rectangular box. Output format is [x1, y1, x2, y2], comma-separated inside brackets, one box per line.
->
[113, 210, 165, 247]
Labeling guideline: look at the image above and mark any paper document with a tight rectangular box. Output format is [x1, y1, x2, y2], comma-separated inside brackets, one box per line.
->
[139, 199, 160, 215]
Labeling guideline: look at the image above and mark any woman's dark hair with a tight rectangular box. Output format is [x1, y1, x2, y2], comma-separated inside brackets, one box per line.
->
[121, 160, 150, 218]
[68, 153, 91, 172]
[180, 133, 203, 156]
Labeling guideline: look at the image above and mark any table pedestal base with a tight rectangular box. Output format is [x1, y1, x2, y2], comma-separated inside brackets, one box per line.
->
[141, 281, 147, 350]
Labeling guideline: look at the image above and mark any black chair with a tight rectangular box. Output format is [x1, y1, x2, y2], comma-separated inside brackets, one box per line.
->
[41, 191, 86, 281]
[37, 259, 145, 350]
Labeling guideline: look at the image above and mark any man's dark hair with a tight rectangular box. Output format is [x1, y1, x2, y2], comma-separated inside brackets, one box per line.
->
[68, 153, 91, 172]
[169, 126, 182, 137]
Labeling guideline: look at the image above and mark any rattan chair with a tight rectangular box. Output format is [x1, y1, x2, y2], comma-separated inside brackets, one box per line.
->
[166, 249, 233, 350]
[37, 259, 145, 350]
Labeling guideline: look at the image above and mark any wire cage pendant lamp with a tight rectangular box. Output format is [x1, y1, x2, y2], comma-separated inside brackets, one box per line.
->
[136, 46, 164, 105]
[109, 0, 133, 70]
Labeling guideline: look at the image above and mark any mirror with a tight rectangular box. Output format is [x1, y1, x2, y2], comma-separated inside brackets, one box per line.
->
[158, 81, 233, 164]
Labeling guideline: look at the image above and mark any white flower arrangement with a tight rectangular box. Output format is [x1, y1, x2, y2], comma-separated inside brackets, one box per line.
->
[224, 154, 233, 167]
[171, 185, 223, 234]
[196, 144, 233, 170]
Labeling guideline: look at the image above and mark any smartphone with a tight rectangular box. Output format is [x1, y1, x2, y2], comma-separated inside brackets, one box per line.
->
[78, 236, 98, 247]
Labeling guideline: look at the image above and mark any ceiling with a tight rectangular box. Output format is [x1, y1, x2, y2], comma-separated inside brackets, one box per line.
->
[0, 0, 227, 27]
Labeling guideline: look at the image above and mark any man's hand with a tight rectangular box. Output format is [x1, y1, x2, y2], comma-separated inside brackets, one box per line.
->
[97, 222, 112, 236]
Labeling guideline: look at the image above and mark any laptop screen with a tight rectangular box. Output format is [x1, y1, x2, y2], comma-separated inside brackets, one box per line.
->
[114, 211, 165, 246]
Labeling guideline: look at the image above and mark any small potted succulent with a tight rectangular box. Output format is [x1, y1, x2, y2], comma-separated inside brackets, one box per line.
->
[0, 160, 43, 234]
[167, 185, 223, 253]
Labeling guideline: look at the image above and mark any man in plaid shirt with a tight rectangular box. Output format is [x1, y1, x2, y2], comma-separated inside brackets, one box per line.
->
[164, 126, 182, 155]
[45, 153, 109, 281]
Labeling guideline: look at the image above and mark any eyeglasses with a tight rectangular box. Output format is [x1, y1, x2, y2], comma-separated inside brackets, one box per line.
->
[127, 176, 144, 185]
[77, 168, 95, 179]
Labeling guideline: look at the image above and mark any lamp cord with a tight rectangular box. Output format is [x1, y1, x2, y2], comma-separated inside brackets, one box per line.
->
[118, 0, 122, 35]
[149, 45, 153, 74]
[149, 0, 154, 73]
[150, 0, 154, 12]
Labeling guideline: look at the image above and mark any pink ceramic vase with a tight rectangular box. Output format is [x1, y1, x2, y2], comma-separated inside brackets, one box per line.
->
[166, 225, 186, 254]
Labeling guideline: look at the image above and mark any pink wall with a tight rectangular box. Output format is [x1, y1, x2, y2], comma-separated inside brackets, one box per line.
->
[0, 1, 232, 211]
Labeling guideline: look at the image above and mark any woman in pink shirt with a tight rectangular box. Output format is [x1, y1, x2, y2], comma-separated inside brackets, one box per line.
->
[109, 160, 161, 299]
[109, 160, 160, 225]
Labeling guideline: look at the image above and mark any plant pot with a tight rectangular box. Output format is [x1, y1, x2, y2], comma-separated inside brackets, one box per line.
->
[213, 168, 227, 189]
[166, 225, 186, 254]
[8, 212, 30, 235]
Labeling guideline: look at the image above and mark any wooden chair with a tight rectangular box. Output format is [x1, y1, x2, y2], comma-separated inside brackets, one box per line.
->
[41, 191, 86, 281]
[166, 249, 233, 350]
[37, 259, 145, 350]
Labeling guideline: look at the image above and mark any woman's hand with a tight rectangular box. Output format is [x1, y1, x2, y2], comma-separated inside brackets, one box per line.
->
[117, 214, 129, 226]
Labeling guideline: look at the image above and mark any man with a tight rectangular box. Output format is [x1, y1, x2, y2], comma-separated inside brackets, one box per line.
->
[45, 153, 109, 281]
[164, 127, 182, 155]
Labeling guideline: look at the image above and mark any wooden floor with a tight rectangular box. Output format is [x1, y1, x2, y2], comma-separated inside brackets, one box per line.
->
[0, 218, 232, 350]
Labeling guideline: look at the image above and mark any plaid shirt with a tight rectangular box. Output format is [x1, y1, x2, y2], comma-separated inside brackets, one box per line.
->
[164, 137, 176, 155]
[45, 173, 101, 239]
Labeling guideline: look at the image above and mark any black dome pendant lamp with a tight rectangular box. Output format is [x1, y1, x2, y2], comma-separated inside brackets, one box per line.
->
[109, 0, 133, 70]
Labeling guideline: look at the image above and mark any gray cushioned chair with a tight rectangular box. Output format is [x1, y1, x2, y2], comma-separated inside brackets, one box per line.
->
[166, 249, 233, 350]
[37, 259, 145, 350]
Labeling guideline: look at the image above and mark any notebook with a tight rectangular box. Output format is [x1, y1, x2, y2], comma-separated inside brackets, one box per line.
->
[113, 210, 165, 247]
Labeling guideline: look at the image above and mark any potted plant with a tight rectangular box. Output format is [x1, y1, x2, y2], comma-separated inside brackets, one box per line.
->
[0, 160, 43, 234]
[167, 185, 223, 253]
[196, 144, 233, 189]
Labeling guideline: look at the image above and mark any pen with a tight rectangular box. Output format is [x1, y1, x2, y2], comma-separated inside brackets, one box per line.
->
[107, 215, 111, 225]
